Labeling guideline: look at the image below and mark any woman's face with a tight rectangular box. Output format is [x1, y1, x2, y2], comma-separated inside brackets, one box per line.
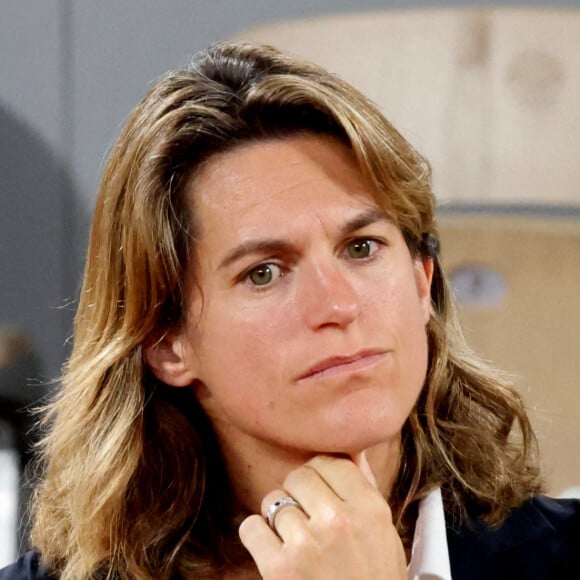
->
[151, 134, 432, 458]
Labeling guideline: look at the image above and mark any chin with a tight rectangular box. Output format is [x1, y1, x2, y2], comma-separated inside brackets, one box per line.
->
[322, 400, 409, 445]
[303, 420, 404, 457]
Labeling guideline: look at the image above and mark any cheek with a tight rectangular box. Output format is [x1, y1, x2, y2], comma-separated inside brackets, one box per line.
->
[191, 298, 290, 393]
[207, 303, 283, 351]
[376, 268, 430, 374]
[399, 299, 430, 393]
[399, 289, 430, 351]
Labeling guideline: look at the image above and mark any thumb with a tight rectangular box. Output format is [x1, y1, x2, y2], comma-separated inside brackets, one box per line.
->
[350, 450, 378, 487]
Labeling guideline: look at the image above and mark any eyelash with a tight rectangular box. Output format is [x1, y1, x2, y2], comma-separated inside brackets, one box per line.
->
[240, 237, 386, 290]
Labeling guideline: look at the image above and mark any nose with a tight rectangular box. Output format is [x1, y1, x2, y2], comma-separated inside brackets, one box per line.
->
[298, 259, 360, 330]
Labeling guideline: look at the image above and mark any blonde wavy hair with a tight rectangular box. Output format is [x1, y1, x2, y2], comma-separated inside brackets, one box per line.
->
[30, 41, 542, 579]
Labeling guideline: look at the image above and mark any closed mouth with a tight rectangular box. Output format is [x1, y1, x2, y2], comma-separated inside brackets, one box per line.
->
[298, 350, 387, 382]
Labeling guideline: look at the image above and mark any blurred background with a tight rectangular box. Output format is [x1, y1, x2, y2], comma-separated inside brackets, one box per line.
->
[1, 0, 579, 566]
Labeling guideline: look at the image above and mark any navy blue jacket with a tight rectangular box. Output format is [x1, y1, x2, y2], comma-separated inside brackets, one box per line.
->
[447, 496, 580, 579]
[2, 496, 579, 579]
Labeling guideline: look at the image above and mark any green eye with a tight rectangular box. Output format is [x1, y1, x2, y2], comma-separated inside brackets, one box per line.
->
[347, 239, 373, 259]
[247, 264, 280, 286]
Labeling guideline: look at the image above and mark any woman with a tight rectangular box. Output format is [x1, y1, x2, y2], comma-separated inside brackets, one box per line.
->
[2, 41, 578, 579]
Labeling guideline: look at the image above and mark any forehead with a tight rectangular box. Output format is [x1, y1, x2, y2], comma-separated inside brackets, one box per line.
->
[189, 134, 383, 229]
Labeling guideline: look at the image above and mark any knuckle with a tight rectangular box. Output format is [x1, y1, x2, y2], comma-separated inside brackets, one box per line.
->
[290, 527, 315, 552]
[321, 506, 353, 534]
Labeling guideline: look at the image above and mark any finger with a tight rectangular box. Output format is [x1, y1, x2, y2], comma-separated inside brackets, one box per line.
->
[350, 450, 377, 487]
[304, 455, 383, 505]
[239, 513, 281, 561]
[281, 462, 344, 519]
[261, 490, 309, 538]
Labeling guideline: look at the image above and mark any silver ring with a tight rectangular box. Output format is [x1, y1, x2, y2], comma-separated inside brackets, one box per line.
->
[265, 496, 303, 530]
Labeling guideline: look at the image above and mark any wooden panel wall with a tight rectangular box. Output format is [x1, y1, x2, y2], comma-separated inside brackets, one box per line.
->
[440, 216, 580, 494]
[238, 7, 580, 205]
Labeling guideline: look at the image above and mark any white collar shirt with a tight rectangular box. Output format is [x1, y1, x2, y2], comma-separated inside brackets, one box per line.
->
[407, 487, 453, 580]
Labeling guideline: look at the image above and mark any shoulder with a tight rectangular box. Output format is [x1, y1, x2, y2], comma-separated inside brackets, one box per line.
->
[526, 495, 580, 532]
[503, 495, 580, 543]
[484, 495, 580, 542]
[446, 496, 580, 580]
[0, 552, 54, 580]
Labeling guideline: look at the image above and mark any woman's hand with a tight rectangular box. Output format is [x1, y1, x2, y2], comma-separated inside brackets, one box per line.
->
[238, 454, 407, 579]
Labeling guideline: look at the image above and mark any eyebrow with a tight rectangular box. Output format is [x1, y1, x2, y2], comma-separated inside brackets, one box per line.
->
[218, 207, 391, 270]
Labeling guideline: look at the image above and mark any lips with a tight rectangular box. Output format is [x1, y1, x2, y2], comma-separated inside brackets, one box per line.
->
[298, 349, 387, 381]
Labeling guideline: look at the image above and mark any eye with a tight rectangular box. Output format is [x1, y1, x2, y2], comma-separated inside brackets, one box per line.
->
[246, 263, 282, 287]
[345, 239, 379, 259]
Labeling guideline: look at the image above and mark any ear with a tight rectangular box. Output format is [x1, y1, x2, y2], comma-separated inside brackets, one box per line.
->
[144, 332, 198, 387]
[414, 256, 435, 324]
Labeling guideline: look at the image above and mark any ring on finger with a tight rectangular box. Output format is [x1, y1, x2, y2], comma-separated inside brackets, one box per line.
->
[265, 496, 304, 530]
